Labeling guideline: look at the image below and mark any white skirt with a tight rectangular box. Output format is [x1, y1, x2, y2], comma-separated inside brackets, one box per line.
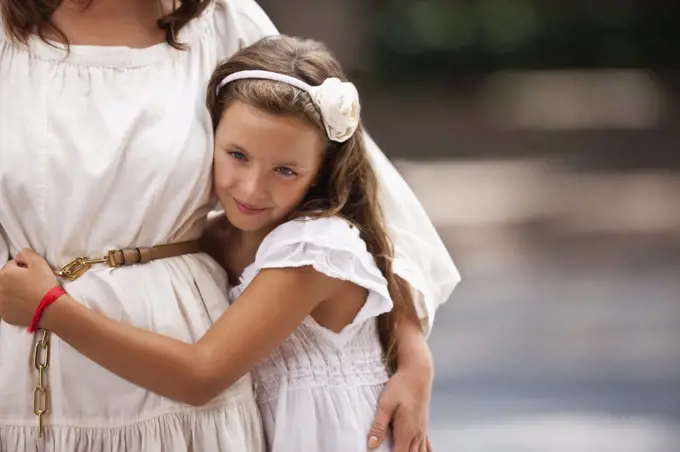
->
[0, 390, 264, 452]
[0, 254, 265, 452]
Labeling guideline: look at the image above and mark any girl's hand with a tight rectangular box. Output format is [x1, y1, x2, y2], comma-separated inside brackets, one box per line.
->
[0, 249, 60, 327]
[368, 357, 434, 452]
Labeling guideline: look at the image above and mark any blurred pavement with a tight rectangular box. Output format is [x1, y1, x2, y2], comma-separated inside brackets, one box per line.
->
[401, 158, 680, 451]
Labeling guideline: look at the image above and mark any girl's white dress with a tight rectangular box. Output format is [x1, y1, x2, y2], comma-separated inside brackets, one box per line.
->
[0, 0, 459, 450]
[230, 216, 394, 452]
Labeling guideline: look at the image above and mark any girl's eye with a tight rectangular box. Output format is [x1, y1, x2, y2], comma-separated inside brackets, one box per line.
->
[275, 167, 297, 177]
[228, 151, 247, 161]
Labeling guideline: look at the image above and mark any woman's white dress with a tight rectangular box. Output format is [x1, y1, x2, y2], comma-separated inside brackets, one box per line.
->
[0, 0, 460, 450]
[0, 1, 276, 450]
[230, 216, 394, 452]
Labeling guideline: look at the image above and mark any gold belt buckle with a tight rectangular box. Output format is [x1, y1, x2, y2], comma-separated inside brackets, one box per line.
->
[55, 250, 121, 281]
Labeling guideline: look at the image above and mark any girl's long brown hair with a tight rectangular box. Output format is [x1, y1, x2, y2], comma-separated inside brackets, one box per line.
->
[207, 36, 414, 372]
[1, 0, 211, 48]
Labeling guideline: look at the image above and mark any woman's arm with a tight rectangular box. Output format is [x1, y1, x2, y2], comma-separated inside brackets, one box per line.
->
[367, 278, 434, 450]
[396, 298, 433, 370]
[392, 276, 434, 369]
[1, 250, 342, 406]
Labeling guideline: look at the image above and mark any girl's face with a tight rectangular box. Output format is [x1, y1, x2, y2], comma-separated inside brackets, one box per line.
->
[213, 100, 325, 234]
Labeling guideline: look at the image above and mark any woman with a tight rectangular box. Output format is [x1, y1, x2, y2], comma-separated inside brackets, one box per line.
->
[0, 1, 460, 451]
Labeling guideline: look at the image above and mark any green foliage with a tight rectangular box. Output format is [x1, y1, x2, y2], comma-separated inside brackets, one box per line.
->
[371, 0, 680, 80]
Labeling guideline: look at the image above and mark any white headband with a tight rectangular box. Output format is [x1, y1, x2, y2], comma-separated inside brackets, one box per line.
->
[217, 70, 360, 143]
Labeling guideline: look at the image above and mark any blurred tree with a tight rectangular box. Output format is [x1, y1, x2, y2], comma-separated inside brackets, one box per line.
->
[371, 0, 680, 81]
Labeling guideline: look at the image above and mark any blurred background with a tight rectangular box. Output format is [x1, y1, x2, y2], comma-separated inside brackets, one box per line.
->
[260, 1, 680, 451]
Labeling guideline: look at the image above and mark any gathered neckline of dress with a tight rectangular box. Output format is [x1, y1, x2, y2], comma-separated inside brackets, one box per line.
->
[0, 0, 215, 68]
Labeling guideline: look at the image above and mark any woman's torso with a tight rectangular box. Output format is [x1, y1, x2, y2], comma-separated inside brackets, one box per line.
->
[0, 1, 271, 450]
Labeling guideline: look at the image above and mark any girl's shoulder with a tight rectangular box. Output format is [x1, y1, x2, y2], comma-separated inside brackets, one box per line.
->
[257, 216, 362, 260]
[239, 216, 394, 322]
[248, 215, 390, 296]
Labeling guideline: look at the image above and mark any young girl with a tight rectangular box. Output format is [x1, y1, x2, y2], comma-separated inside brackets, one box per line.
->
[0, 36, 436, 451]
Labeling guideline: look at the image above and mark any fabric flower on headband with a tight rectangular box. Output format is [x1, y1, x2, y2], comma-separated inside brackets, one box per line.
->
[309, 78, 360, 143]
[217, 70, 361, 143]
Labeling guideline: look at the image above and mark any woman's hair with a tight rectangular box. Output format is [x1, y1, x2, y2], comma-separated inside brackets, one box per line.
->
[207, 36, 414, 372]
[0, 0, 211, 48]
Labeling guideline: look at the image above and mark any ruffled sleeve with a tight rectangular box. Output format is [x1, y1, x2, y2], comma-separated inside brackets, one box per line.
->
[239, 216, 393, 325]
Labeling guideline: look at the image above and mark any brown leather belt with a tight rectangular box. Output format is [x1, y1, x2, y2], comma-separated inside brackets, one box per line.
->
[55, 240, 201, 281]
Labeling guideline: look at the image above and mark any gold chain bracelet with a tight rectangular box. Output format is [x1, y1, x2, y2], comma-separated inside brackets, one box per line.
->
[32, 329, 51, 438]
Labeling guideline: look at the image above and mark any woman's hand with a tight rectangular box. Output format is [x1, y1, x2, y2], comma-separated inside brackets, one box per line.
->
[368, 356, 434, 452]
[368, 277, 435, 451]
[0, 249, 60, 327]
[367, 323, 434, 452]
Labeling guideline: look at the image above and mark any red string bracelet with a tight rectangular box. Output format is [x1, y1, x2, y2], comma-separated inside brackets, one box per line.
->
[28, 286, 66, 333]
